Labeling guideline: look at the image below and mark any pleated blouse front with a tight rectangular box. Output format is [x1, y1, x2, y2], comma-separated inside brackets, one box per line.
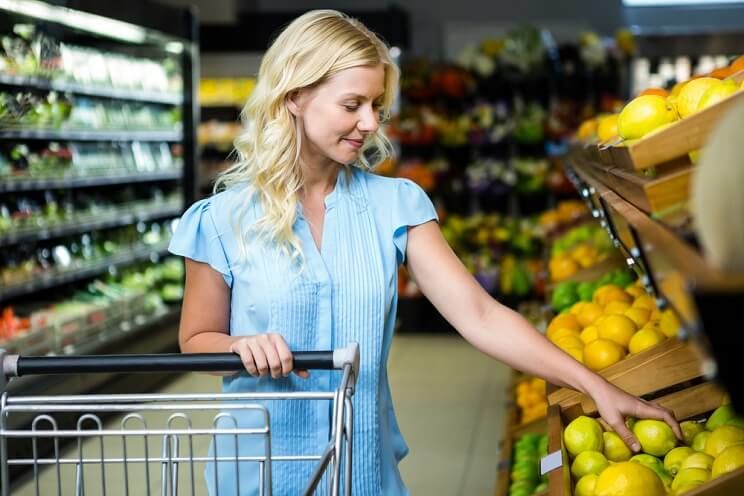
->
[168, 166, 438, 495]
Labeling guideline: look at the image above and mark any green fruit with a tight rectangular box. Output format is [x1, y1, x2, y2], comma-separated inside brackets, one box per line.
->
[633, 419, 678, 457]
[692, 431, 712, 452]
[680, 452, 714, 472]
[706, 405, 737, 431]
[603, 431, 632, 462]
[564, 416, 604, 457]
[680, 421, 705, 447]
[575, 473, 598, 496]
[671, 468, 710, 491]
[571, 450, 609, 479]
[630, 453, 665, 473]
[664, 447, 695, 475]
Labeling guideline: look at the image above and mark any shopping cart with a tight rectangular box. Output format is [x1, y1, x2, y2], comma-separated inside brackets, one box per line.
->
[0, 342, 359, 496]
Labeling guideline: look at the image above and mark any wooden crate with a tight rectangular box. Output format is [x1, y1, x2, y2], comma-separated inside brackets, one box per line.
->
[495, 415, 549, 496]
[548, 337, 705, 412]
[543, 382, 744, 496]
[607, 87, 744, 171]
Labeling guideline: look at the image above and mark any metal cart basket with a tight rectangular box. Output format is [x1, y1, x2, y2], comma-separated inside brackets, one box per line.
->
[0, 343, 359, 496]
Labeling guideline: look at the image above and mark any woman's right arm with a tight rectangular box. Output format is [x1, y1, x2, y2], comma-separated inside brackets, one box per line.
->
[179, 259, 305, 378]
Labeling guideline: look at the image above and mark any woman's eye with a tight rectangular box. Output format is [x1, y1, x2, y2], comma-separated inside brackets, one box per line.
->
[344, 105, 358, 112]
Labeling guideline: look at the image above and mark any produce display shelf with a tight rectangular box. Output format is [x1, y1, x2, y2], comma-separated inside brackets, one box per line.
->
[603, 71, 744, 172]
[0, 129, 182, 142]
[569, 151, 692, 215]
[543, 382, 744, 496]
[0, 242, 171, 302]
[0, 73, 183, 105]
[0, 170, 182, 192]
[0, 203, 182, 247]
[4, 304, 181, 395]
[568, 158, 744, 327]
[547, 337, 704, 412]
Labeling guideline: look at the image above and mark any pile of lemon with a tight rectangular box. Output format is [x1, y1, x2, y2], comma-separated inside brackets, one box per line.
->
[515, 377, 548, 424]
[563, 402, 744, 495]
[546, 281, 681, 370]
[575, 54, 744, 144]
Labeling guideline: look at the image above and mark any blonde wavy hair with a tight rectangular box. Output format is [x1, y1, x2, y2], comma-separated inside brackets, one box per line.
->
[214, 9, 400, 267]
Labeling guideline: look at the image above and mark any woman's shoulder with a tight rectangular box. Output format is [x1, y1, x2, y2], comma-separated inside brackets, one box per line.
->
[193, 182, 257, 233]
[358, 168, 422, 196]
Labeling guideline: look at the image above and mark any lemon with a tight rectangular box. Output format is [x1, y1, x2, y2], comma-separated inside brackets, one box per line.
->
[631, 453, 666, 472]
[597, 315, 638, 347]
[572, 450, 610, 479]
[581, 325, 600, 345]
[659, 309, 681, 338]
[711, 444, 744, 478]
[665, 447, 695, 475]
[604, 431, 632, 461]
[549, 327, 581, 343]
[692, 431, 712, 452]
[624, 307, 651, 327]
[577, 118, 598, 141]
[697, 79, 739, 111]
[705, 405, 743, 431]
[632, 294, 656, 311]
[603, 301, 632, 315]
[680, 421, 705, 447]
[584, 339, 626, 371]
[595, 461, 666, 496]
[597, 114, 619, 142]
[672, 481, 706, 495]
[671, 468, 710, 491]
[618, 95, 678, 139]
[575, 473, 599, 496]
[578, 302, 604, 328]
[634, 419, 678, 457]
[705, 425, 744, 457]
[628, 328, 666, 354]
[680, 452, 714, 471]
[565, 416, 604, 457]
[677, 77, 721, 117]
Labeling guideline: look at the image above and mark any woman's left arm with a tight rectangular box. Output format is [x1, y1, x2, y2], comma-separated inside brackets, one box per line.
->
[405, 221, 681, 451]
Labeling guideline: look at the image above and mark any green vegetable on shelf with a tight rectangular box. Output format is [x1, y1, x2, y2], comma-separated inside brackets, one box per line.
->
[552, 280, 579, 311]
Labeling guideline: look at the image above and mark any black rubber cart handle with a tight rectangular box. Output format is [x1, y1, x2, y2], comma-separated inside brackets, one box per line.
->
[0, 343, 359, 382]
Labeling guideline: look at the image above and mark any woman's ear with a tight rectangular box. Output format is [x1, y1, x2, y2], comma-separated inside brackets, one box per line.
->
[286, 90, 304, 117]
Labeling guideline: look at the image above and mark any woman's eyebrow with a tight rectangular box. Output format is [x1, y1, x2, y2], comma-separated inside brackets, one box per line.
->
[339, 92, 385, 100]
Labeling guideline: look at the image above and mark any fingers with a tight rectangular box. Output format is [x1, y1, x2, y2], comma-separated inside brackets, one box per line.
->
[230, 334, 307, 379]
[610, 417, 641, 453]
[639, 400, 683, 441]
[268, 333, 295, 377]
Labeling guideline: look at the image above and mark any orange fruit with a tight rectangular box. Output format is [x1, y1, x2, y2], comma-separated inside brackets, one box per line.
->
[580, 325, 600, 345]
[659, 309, 681, 338]
[548, 313, 581, 335]
[730, 55, 744, 74]
[629, 328, 666, 354]
[626, 285, 646, 298]
[632, 295, 657, 312]
[550, 256, 580, 282]
[570, 301, 589, 316]
[604, 301, 632, 315]
[577, 119, 598, 140]
[710, 67, 732, 79]
[624, 307, 651, 328]
[577, 302, 604, 328]
[549, 327, 581, 344]
[597, 315, 638, 347]
[555, 334, 585, 350]
[593, 285, 632, 307]
[640, 87, 669, 98]
[584, 339, 626, 370]
[677, 77, 721, 117]
[564, 346, 585, 363]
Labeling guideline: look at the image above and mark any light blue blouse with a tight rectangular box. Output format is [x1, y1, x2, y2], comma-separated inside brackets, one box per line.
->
[168, 167, 438, 495]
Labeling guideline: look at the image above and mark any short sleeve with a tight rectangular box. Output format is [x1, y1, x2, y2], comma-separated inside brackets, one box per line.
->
[168, 198, 233, 287]
[392, 179, 439, 264]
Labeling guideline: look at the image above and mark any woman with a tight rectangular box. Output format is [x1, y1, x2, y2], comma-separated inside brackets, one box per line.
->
[169, 9, 680, 495]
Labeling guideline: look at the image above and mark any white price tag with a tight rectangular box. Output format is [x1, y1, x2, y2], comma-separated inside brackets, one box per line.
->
[540, 450, 563, 475]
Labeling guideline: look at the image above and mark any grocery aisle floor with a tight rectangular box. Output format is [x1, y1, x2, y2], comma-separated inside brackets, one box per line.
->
[11, 333, 511, 495]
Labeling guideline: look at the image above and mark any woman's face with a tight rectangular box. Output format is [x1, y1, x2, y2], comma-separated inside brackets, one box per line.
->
[291, 64, 385, 166]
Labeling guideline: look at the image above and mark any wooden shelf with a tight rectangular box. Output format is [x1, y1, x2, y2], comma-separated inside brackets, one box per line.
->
[543, 382, 744, 496]
[548, 338, 704, 411]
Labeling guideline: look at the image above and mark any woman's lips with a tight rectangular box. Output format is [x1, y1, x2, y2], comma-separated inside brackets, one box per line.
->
[343, 138, 364, 149]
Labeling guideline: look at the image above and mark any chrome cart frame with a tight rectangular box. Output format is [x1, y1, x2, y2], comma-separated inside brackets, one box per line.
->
[0, 343, 359, 496]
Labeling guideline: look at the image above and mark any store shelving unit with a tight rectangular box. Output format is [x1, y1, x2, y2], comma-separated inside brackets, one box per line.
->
[537, 84, 744, 493]
[0, 1, 197, 390]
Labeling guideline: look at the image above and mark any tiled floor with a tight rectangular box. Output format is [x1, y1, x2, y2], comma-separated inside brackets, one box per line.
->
[10, 333, 511, 495]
